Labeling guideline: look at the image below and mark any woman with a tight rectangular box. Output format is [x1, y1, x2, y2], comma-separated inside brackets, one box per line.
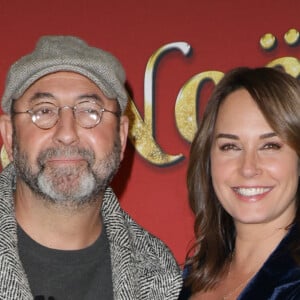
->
[180, 67, 300, 299]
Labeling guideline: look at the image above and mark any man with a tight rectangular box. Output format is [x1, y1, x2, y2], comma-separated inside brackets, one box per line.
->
[0, 35, 182, 300]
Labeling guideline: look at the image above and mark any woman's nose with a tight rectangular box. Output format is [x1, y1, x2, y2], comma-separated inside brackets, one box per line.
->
[239, 150, 262, 178]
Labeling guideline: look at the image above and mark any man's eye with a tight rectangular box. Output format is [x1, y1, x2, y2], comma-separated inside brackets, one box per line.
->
[80, 108, 97, 114]
[34, 107, 55, 116]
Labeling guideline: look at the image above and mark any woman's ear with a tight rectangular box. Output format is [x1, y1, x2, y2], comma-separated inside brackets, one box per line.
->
[0, 114, 13, 162]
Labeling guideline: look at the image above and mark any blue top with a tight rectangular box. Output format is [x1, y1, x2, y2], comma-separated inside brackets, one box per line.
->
[179, 224, 300, 299]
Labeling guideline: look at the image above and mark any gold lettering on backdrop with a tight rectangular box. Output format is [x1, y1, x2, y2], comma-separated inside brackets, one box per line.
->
[1, 29, 299, 168]
[267, 57, 300, 77]
[175, 71, 224, 143]
[126, 94, 183, 165]
[1, 146, 8, 168]
[126, 42, 191, 166]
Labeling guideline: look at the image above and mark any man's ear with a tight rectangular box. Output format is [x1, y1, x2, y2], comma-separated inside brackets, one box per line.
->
[0, 114, 13, 162]
[119, 115, 129, 161]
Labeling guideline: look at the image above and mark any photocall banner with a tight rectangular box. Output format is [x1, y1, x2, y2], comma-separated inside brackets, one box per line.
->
[0, 0, 299, 264]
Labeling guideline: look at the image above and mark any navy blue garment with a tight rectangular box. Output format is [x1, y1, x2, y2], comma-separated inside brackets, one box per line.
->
[179, 225, 300, 299]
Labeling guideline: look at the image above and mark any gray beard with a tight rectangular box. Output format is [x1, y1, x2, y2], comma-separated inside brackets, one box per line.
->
[12, 138, 121, 208]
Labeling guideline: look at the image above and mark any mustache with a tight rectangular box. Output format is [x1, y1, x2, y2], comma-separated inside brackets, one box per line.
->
[37, 147, 95, 167]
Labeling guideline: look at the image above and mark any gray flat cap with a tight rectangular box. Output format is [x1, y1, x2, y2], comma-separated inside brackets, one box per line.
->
[2, 35, 128, 113]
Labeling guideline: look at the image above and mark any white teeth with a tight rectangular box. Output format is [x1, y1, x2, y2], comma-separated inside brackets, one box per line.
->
[234, 187, 271, 196]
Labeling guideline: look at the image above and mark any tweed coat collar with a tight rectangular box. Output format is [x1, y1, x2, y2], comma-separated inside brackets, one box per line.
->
[0, 164, 182, 299]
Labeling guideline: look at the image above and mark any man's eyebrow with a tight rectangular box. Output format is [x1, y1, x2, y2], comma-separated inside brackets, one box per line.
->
[29, 92, 55, 103]
[28, 92, 104, 104]
[77, 93, 103, 103]
[215, 132, 277, 140]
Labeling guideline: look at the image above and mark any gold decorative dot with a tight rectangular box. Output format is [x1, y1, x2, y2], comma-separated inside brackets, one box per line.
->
[260, 33, 277, 50]
[284, 28, 300, 46]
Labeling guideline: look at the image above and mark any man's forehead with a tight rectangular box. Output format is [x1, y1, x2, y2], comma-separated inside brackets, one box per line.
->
[14, 71, 118, 108]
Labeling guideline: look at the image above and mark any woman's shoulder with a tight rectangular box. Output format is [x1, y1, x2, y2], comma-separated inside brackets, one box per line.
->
[178, 286, 191, 300]
[178, 265, 192, 300]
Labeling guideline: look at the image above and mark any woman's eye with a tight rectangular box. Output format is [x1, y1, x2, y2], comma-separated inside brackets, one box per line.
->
[262, 142, 282, 150]
[219, 143, 239, 151]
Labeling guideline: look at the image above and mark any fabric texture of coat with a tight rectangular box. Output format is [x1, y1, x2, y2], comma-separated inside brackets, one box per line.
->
[179, 224, 300, 299]
[0, 164, 183, 300]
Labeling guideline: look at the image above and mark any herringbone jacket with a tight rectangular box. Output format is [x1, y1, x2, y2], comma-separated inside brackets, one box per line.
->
[0, 164, 183, 299]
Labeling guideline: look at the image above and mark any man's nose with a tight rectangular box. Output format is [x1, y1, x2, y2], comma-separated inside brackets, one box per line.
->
[52, 107, 79, 146]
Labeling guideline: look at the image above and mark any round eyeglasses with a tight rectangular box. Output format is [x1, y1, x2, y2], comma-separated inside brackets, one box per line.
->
[13, 101, 121, 129]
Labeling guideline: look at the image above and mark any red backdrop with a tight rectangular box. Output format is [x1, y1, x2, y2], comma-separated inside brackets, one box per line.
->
[0, 0, 299, 265]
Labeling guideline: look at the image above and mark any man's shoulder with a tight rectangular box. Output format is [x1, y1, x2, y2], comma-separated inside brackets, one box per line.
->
[102, 187, 181, 270]
[0, 163, 15, 187]
[102, 188, 183, 299]
[103, 188, 172, 248]
[0, 164, 16, 213]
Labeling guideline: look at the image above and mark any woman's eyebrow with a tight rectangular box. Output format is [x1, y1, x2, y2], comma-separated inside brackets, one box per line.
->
[215, 133, 239, 140]
[259, 132, 277, 139]
[215, 132, 277, 140]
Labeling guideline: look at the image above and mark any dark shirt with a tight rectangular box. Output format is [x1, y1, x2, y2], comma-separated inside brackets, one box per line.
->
[18, 224, 113, 300]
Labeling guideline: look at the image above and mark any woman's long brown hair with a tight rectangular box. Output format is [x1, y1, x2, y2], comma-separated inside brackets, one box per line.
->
[185, 67, 300, 293]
